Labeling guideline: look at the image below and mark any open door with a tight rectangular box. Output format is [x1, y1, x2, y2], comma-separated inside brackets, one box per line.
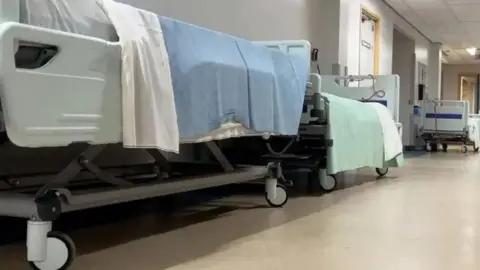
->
[359, 9, 380, 87]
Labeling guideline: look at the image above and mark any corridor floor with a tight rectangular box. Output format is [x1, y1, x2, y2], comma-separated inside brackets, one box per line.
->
[1, 151, 479, 269]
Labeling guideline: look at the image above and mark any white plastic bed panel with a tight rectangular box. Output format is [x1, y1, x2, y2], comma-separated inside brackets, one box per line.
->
[320, 75, 400, 123]
[0, 22, 123, 147]
[258, 40, 311, 70]
[422, 100, 469, 133]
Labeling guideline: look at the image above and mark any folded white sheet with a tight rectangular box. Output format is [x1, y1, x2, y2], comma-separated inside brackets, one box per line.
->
[99, 0, 180, 153]
[468, 117, 480, 147]
[367, 103, 403, 161]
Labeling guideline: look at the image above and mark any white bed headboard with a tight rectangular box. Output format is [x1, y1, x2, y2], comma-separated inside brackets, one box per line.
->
[257, 40, 311, 74]
[320, 75, 400, 123]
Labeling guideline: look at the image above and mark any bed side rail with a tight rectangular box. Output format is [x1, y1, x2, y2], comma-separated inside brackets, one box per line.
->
[0, 22, 122, 147]
[421, 100, 469, 133]
[319, 75, 400, 123]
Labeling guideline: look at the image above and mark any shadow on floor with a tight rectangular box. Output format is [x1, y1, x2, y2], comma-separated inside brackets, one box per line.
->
[0, 170, 393, 269]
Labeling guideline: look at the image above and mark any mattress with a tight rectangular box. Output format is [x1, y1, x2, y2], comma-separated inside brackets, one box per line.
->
[19, 0, 307, 142]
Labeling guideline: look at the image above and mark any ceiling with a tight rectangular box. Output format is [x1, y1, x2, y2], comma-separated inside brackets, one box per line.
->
[385, 0, 480, 64]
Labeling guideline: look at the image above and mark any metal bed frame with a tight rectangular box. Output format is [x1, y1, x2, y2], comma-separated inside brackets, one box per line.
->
[0, 141, 285, 270]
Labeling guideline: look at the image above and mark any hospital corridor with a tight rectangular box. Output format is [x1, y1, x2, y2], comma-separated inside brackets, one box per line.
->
[1, 152, 479, 270]
[2, 0, 480, 269]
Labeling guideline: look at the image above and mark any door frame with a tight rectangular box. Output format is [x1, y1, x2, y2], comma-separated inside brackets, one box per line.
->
[457, 73, 477, 99]
[360, 7, 380, 75]
[457, 73, 478, 113]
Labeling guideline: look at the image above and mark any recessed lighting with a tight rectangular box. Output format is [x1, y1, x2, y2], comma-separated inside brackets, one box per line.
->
[466, 47, 477, 55]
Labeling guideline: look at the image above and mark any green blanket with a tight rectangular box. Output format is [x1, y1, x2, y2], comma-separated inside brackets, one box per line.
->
[324, 93, 404, 175]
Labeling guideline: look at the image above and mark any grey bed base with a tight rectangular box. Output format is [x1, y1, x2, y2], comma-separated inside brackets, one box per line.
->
[0, 140, 285, 270]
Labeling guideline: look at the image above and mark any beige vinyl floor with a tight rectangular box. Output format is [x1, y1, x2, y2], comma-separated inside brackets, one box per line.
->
[1, 150, 479, 269]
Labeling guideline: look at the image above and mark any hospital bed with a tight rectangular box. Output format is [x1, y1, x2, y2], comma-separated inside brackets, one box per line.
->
[0, 1, 312, 269]
[299, 75, 403, 189]
[225, 74, 404, 192]
[420, 100, 479, 153]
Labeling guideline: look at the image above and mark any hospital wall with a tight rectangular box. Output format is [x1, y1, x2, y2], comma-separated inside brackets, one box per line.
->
[342, 0, 430, 76]
[118, 0, 339, 74]
[442, 64, 480, 100]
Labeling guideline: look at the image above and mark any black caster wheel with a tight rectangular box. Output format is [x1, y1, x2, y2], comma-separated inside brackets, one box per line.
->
[461, 145, 468, 154]
[28, 231, 76, 270]
[442, 143, 448, 152]
[430, 143, 438, 152]
[376, 168, 389, 177]
[320, 174, 337, 192]
[474, 143, 479, 152]
[265, 184, 288, 208]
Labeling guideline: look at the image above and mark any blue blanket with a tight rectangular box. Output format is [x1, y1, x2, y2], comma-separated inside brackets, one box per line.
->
[159, 17, 309, 138]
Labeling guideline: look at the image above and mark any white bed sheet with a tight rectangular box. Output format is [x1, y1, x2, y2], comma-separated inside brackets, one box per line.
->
[468, 115, 480, 147]
[19, 0, 276, 145]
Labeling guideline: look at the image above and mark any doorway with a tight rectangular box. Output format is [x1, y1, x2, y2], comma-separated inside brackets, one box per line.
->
[458, 75, 478, 114]
[359, 8, 379, 77]
[392, 28, 416, 146]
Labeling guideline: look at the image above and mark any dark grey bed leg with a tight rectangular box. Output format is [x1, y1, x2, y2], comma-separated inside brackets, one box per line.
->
[205, 141, 234, 172]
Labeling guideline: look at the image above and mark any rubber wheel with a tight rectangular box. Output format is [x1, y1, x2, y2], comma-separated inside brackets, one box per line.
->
[474, 143, 479, 152]
[430, 143, 438, 152]
[461, 145, 468, 153]
[28, 231, 76, 270]
[320, 174, 337, 192]
[442, 143, 448, 152]
[265, 184, 288, 208]
[376, 168, 389, 177]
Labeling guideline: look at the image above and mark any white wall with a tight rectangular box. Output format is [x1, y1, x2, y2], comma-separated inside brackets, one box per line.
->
[442, 64, 480, 100]
[342, 0, 430, 75]
[119, 0, 343, 74]
[392, 29, 416, 145]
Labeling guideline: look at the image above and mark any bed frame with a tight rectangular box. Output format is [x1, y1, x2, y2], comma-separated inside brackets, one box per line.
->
[420, 100, 476, 153]
[0, 1, 311, 269]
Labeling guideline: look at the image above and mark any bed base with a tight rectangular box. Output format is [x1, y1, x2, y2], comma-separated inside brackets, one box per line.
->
[421, 130, 478, 153]
[0, 141, 285, 269]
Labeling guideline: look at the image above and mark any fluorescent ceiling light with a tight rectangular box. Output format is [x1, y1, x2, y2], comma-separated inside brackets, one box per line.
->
[467, 47, 477, 56]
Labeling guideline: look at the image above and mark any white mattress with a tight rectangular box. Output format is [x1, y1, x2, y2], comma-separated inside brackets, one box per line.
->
[19, 0, 275, 144]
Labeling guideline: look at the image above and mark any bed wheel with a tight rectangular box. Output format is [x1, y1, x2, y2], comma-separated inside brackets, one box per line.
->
[424, 143, 431, 152]
[462, 145, 468, 153]
[320, 174, 337, 192]
[28, 231, 76, 270]
[442, 144, 448, 152]
[265, 184, 288, 208]
[375, 168, 389, 177]
[425, 143, 437, 152]
[474, 144, 479, 152]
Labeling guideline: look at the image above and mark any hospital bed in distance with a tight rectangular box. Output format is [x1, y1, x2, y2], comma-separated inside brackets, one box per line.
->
[420, 100, 478, 153]
[0, 1, 311, 269]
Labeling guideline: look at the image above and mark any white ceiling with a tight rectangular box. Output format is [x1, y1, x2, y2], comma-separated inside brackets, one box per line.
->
[385, 0, 480, 64]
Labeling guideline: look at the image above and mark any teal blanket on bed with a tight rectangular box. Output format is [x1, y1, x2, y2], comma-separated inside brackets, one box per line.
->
[324, 93, 403, 175]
